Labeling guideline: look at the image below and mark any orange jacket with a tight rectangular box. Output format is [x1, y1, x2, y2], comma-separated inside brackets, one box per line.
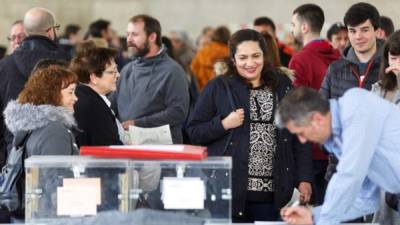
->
[190, 42, 229, 90]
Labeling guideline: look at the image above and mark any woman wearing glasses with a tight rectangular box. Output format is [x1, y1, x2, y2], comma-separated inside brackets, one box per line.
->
[70, 41, 125, 146]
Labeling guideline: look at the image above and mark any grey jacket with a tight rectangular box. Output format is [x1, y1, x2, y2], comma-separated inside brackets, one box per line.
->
[111, 46, 189, 144]
[320, 39, 385, 99]
[3, 101, 78, 156]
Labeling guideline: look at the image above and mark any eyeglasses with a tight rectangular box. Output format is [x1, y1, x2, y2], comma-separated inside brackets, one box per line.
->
[7, 33, 26, 42]
[46, 24, 61, 32]
[103, 70, 119, 76]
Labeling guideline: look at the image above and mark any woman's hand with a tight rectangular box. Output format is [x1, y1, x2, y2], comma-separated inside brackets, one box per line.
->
[298, 182, 312, 204]
[385, 64, 400, 76]
[122, 120, 135, 130]
[222, 108, 245, 130]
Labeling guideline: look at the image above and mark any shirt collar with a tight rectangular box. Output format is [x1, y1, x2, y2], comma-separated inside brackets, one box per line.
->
[325, 99, 342, 151]
[100, 94, 111, 108]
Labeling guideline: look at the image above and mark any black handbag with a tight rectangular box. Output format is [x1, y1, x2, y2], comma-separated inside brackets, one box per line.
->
[0, 131, 31, 213]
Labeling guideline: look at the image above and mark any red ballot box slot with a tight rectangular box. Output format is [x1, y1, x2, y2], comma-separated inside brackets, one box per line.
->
[80, 145, 208, 160]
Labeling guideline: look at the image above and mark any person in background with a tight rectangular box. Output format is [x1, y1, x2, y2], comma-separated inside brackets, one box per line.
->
[191, 25, 230, 90]
[0, 7, 70, 170]
[111, 14, 189, 144]
[169, 30, 196, 68]
[320, 5, 385, 210]
[186, 29, 312, 223]
[326, 22, 349, 55]
[196, 26, 214, 50]
[58, 24, 83, 57]
[254, 16, 294, 67]
[370, 30, 400, 225]
[377, 16, 395, 40]
[289, 3, 340, 206]
[70, 41, 125, 146]
[7, 20, 26, 53]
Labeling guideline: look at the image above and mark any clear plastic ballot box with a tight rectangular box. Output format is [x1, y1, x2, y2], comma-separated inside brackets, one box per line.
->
[24, 156, 232, 224]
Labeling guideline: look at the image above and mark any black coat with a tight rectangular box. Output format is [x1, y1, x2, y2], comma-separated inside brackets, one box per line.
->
[74, 84, 123, 146]
[186, 73, 312, 217]
[0, 35, 70, 166]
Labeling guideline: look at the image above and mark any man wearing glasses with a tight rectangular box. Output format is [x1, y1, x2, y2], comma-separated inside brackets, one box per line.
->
[7, 20, 26, 53]
[0, 7, 70, 181]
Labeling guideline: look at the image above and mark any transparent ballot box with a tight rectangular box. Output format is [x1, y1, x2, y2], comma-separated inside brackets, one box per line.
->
[25, 156, 232, 224]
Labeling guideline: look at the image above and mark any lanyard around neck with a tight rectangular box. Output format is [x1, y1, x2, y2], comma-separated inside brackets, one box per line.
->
[350, 60, 374, 88]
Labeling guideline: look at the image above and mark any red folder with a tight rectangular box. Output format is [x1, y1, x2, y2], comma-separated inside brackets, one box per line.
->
[80, 145, 208, 160]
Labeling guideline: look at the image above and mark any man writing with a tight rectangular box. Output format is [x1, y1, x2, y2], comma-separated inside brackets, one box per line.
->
[276, 87, 400, 225]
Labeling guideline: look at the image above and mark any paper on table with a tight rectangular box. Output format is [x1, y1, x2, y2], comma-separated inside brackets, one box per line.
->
[162, 177, 205, 209]
[254, 222, 288, 225]
[128, 124, 172, 145]
[63, 178, 101, 205]
[57, 186, 97, 216]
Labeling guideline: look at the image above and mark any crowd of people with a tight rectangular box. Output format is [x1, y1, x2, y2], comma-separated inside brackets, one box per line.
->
[0, 2, 398, 225]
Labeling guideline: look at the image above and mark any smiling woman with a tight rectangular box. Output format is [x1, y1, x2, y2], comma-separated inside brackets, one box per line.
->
[186, 29, 313, 223]
[3, 64, 79, 157]
[69, 41, 126, 147]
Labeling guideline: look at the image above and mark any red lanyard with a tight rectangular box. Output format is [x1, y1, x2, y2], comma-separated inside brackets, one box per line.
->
[350, 61, 373, 88]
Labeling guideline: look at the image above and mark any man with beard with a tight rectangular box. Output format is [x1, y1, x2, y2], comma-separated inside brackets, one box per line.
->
[288, 3, 341, 206]
[111, 14, 189, 144]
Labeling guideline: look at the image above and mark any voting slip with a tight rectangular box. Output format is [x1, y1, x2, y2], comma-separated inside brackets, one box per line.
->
[283, 188, 301, 208]
[128, 125, 172, 145]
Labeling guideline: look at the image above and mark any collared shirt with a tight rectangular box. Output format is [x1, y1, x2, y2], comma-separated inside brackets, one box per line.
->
[312, 88, 400, 225]
[100, 94, 129, 144]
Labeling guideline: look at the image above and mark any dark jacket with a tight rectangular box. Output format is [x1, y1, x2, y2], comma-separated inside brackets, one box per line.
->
[74, 84, 123, 147]
[0, 35, 70, 165]
[111, 46, 189, 144]
[186, 73, 312, 217]
[320, 39, 384, 181]
[320, 39, 385, 99]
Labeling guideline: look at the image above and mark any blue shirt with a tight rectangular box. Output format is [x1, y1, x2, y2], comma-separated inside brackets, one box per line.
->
[313, 88, 400, 225]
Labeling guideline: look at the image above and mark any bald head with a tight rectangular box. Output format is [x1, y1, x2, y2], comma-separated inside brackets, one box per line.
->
[23, 7, 56, 37]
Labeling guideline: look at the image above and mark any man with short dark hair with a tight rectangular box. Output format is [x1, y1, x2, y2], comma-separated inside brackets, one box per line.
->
[321, 2, 383, 99]
[253, 16, 293, 67]
[0, 7, 70, 167]
[320, 3, 385, 191]
[277, 87, 400, 225]
[288, 3, 340, 206]
[377, 16, 395, 40]
[58, 24, 82, 56]
[111, 14, 189, 144]
[326, 22, 348, 55]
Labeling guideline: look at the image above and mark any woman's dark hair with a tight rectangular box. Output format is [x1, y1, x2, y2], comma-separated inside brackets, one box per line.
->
[18, 65, 78, 106]
[224, 29, 277, 89]
[260, 31, 281, 67]
[379, 30, 400, 91]
[211, 26, 231, 45]
[70, 41, 117, 84]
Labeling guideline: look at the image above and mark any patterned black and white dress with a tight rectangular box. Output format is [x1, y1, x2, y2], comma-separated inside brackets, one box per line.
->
[247, 86, 277, 202]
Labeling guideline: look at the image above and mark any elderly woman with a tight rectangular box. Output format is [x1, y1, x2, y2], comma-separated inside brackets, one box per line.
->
[4, 65, 79, 156]
[70, 41, 125, 146]
[186, 29, 312, 223]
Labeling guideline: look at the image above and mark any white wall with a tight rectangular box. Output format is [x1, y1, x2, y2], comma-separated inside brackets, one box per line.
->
[0, 0, 399, 49]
